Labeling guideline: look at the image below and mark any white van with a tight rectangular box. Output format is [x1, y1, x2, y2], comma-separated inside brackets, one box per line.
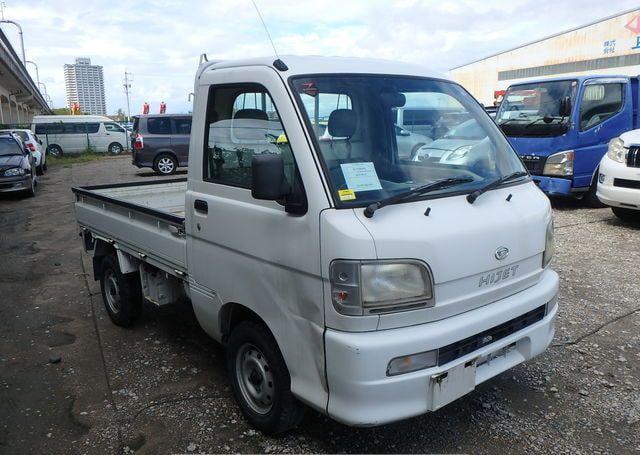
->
[31, 115, 128, 156]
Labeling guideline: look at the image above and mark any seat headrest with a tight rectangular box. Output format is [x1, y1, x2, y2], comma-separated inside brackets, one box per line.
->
[328, 109, 356, 138]
[234, 108, 269, 121]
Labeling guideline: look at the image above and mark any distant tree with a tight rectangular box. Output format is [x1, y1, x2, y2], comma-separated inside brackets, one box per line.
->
[52, 107, 72, 115]
[115, 108, 126, 121]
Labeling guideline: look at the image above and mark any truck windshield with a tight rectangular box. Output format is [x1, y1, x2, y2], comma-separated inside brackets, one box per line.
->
[496, 80, 577, 137]
[291, 75, 526, 207]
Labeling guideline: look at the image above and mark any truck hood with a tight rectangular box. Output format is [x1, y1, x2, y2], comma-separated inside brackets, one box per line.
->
[352, 180, 552, 329]
[507, 134, 572, 158]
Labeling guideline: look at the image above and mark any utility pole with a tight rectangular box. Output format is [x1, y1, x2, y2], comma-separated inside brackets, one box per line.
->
[123, 70, 132, 123]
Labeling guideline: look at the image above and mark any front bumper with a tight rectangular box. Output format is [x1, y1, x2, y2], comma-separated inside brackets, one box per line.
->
[0, 175, 31, 193]
[530, 175, 574, 196]
[596, 155, 640, 210]
[325, 268, 558, 426]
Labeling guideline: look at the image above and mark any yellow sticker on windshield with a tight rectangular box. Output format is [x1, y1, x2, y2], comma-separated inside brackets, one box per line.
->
[338, 189, 356, 201]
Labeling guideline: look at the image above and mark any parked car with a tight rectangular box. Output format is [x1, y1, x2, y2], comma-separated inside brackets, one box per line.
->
[73, 56, 557, 434]
[496, 75, 639, 205]
[413, 118, 485, 162]
[0, 132, 37, 196]
[0, 128, 46, 175]
[597, 130, 640, 221]
[130, 114, 192, 175]
[31, 115, 129, 156]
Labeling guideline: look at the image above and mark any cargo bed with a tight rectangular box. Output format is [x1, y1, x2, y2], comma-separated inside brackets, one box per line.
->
[72, 178, 188, 275]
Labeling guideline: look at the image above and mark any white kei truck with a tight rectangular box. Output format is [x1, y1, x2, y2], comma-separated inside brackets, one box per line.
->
[73, 56, 559, 434]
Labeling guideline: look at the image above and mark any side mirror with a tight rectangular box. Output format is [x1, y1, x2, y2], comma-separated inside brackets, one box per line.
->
[559, 96, 572, 117]
[24, 147, 30, 155]
[251, 154, 290, 200]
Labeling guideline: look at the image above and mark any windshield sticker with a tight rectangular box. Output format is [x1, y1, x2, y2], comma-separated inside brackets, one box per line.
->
[340, 162, 382, 192]
[338, 189, 356, 201]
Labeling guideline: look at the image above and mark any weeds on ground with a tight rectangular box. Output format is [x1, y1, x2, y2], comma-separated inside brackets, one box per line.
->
[48, 150, 129, 167]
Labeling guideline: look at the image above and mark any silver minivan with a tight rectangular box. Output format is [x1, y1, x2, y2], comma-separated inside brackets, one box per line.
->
[31, 115, 128, 156]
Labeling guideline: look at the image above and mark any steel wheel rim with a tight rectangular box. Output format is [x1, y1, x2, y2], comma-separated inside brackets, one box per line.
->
[50, 147, 61, 157]
[235, 343, 274, 414]
[104, 269, 121, 314]
[158, 157, 174, 174]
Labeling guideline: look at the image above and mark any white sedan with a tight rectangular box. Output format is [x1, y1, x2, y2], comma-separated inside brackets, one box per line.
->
[597, 129, 640, 221]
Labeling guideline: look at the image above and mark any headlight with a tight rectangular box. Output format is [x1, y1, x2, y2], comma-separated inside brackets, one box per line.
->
[543, 150, 574, 176]
[4, 167, 24, 177]
[542, 218, 554, 268]
[606, 138, 627, 163]
[330, 260, 433, 315]
[447, 145, 473, 161]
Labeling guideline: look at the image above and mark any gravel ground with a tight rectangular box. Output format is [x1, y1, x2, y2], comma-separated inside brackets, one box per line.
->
[0, 155, 639, 454]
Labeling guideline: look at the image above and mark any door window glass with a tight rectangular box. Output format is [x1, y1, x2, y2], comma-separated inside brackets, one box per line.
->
[147, 117, 172, 134]
[172, 118, 192, 134]
[86, 123, 100, 134]
[579, 83, 624, 131]
[204, 84, 296, 189]
[105, 122, 125, 132]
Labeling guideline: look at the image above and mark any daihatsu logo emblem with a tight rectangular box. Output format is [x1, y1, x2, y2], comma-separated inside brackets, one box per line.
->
[495, 247, 509, 260]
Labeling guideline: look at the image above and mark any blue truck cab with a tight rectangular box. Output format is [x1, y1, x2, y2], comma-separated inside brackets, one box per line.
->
[496, 75, 639, 202]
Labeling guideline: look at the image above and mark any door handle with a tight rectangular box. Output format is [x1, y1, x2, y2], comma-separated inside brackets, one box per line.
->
[194, 199, 208, 213]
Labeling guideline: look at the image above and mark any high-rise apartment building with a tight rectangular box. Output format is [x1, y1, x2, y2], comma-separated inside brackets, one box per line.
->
[63, 57, 106, 115]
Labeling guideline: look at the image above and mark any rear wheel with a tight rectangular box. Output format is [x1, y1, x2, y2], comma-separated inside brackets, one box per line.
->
[108, 142, 124, 155]
[99, 255, 142, 327]
[154, 153, 178, 175]
[47, 144, 63, 158]
[612, 207, 640, 222]
[226, 321, 304, 434]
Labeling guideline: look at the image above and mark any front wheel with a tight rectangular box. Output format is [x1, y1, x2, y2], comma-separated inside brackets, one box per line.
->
[108, 142, 124, 155]
[584, 172, 606, 208]
[226, 321, 304, 434]
[612, 207, 640, 222]
[99, 255, 142, 327]
[24, 173, 36, 197]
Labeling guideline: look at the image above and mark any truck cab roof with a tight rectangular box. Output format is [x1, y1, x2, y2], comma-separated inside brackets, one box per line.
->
[198, 55, 447, 81]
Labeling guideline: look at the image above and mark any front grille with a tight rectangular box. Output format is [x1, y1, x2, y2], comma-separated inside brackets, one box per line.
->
[614, 178, 640, 190]
[437, 304, 546, 366]
[627, 146, 640, 168]
[520, 155, 546, 174]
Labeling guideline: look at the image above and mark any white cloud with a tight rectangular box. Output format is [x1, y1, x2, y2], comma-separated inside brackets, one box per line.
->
[3, 0, 638, 114]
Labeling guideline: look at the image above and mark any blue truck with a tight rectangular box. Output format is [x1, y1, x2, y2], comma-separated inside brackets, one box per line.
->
[495, 75, 639, 204]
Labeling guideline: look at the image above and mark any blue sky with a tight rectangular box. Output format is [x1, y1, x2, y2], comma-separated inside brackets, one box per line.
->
[4, 0, 639, 115]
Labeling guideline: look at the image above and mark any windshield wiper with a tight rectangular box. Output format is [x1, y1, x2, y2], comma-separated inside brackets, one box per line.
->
[466, 171, 529, 204]
[363, 177, 474, 218]
[525, 115, 564, 128]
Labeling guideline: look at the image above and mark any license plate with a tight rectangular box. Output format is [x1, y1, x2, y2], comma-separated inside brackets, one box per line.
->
[428, 360, 476, 411]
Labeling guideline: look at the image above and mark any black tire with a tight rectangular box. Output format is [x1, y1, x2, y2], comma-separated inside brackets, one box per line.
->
[612, 207, 640, 222]
[153, 153, 178, 175]
[584, 172, 606, 208]
[108, 142, 124, 155]
[99, 255, 142, 327]
[43, 160, 47, 171]
[24, 173, 36, 198]
[226, 321, 305, 434]
[36, 164, 44, 176]
[47, 144, 63, 158]
[409, 142, 427, 160]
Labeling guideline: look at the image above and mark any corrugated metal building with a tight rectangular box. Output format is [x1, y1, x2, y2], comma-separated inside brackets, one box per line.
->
[450, 8, 640, 106]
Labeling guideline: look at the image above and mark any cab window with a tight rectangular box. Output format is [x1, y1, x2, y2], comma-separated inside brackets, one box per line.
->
[203, 84, 297, 189]
[105, 122, 125, 133]
[579, 83, 624, 131]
